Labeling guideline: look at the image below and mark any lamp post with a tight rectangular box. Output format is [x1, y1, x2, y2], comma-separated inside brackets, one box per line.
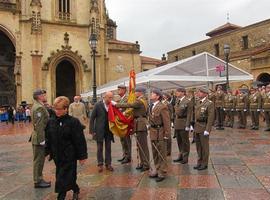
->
[89, 32, 97, 104]
[224, 44, 230, 90]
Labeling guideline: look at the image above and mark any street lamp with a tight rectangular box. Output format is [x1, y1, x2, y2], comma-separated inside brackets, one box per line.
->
[224, 44, 230, 90]
[89, 32, 97, 104]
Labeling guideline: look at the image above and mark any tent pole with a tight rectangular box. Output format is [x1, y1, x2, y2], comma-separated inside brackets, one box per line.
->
[205, 53, 209, 89]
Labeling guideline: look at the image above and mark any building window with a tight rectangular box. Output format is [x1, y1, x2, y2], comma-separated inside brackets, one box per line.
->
[192, 50, 196, 56]
[175, 55, 179, 61]
[58, 0, 71, 20]
[214, 43, 219, 56]
[242, 35, 248, 50]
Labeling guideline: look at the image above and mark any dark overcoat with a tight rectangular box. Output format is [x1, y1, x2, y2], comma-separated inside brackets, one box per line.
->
[45, 114, 88, 193]
[90, 101, 114, 142]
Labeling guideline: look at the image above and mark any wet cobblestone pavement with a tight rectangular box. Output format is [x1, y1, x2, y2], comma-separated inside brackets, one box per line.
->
[1, 122, 270, 199]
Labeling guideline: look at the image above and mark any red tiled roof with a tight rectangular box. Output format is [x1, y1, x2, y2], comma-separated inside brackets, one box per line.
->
[141, 56, 166, 66]
[206, 22, 242, 37]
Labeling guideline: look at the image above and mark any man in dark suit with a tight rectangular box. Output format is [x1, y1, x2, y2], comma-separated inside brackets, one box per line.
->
[90, 91, 114, 172]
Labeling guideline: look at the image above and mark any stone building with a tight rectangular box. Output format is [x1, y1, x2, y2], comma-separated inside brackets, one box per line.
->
[167, 19, 270, 89]
[0, 0, 161, 106]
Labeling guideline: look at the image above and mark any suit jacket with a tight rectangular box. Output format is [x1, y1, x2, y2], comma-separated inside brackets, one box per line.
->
[149, 101, 171, 140]
[194, 98, 215, 133]
[31, 100, 49, 145]
[262, 92, 270, 111]
[249, 92, 262, 111]
[235, 93, 248, 110]
[116, 96, 148, 132]
[174, 96, 193, 130]
[68, 102, 87, 124]
[224, 93, 236, 110]
[90, 101, 114, 142]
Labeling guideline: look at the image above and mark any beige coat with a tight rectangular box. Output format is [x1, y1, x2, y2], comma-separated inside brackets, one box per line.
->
[69, 102, 87, 124]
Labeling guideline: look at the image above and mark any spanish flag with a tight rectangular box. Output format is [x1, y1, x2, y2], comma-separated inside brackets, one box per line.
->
[108, 70, 136, 137]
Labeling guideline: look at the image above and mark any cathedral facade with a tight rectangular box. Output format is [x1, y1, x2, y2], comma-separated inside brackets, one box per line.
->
[0, 0, 152, 106]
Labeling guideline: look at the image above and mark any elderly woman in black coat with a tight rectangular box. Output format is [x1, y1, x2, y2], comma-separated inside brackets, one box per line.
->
[45, 96, 88, 200]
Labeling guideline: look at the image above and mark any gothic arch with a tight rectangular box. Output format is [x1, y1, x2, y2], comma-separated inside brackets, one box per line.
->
[43, 48, 90, 101]
[0, 24, 16, 47]
[257, 73, 270, 84]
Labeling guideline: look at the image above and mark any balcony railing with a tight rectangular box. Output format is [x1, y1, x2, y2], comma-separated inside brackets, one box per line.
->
[0, 1, 17, 12]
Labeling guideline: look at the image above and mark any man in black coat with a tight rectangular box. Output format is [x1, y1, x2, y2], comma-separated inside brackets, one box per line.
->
[90, 91, 114, 172]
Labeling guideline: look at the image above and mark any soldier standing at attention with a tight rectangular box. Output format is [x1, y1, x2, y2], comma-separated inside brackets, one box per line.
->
[249, 86, 262, 130]
[162, 92, 174, 156]
[115, 87, 150, 172]
[30, 89, 51, 188]
[262, 84, 270, 131]
[215, 85, 225, 130]
[194, 88, 215, 171]
[173, 87, 193, 164]
[224, 88, 236, 128]
[117, 84, 132, 164]
[148, 89, 171, 182]
[235, 89, 248, 129]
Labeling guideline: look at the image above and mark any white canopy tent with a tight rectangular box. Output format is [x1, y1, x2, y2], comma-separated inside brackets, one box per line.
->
[81, 52, 253, 97]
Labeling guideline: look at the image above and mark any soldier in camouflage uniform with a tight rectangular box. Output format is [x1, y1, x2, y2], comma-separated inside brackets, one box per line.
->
[30, 89, 51, 188]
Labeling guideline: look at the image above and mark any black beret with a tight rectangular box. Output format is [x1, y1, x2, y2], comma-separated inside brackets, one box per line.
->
[152, 89, 163, 97]
[198, 87, 209, 94]
[33, 89, 46, 97]
[135, 87, 146, 93]
[176, 87, 186, 92]
[117, 84, 127, 89]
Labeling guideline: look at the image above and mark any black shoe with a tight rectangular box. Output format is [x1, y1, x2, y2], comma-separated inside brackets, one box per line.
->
[118, 157, 125, 162]
[34, 180, 51, 188]
[193, 164, 201, 170]
[72, 192, 79, 200]
[197, 165, 208, 170]
[180, 160, 188, 164]
[173, 157, 183, 162]
[216, 127, 224, 130]
[156, 177, 165, 182]
[191, 139, 195, 144]
[149, 174, 158, 178]
[253, 127, 259, 130]
[140, 167, 150, 172]
[57, 192, 66, 200]
[264, 128, 270, 131]
[136, 165, 143, 170]
[121, 158, 131, 164]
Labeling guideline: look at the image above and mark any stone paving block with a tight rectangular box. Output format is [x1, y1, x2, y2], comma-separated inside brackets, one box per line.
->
[131, 188, 177, 200]
[180, 165, 215, 175]
[91, 187, 134, 200]
[224, 188, 270, 200]
[139, 176, 178, 188]
[249, 165, 270, 176]
[257, 176, 270, 190]
[217, 175, 263, 189]
[177, 189, 224, 200]
[179, 175, 220, 189]
[102, 174, 143, 188]
[214, 165, 252, 176]
[211, 157, 244, 165]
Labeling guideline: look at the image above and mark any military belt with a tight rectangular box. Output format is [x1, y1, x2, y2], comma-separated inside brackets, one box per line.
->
[150, 124, 163, 128]
[134, 116, 146, 119]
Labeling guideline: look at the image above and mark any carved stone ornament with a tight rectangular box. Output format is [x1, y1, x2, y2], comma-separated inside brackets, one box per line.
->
[43, 33, 89, 72]
[90, 0, 99, 13]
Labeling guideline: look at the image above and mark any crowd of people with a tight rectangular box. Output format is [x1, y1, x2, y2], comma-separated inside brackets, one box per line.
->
[0, 105, 32, 124]
[16, 83, 270, 199]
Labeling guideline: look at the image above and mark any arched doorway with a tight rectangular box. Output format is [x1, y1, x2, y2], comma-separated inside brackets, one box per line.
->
[257, 73, 270, 85]
[56, 60, 76, 102]
[0, 30, 16, 106]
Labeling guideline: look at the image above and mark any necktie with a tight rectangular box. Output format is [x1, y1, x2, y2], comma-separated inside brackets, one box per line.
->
[150, 103, 154, 113]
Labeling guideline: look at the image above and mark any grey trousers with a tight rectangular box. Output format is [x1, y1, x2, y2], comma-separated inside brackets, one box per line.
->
[97, 137, 112, 166]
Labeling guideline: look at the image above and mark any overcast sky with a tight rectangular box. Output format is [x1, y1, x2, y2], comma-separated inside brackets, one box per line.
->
[106, 0, 270, 59]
